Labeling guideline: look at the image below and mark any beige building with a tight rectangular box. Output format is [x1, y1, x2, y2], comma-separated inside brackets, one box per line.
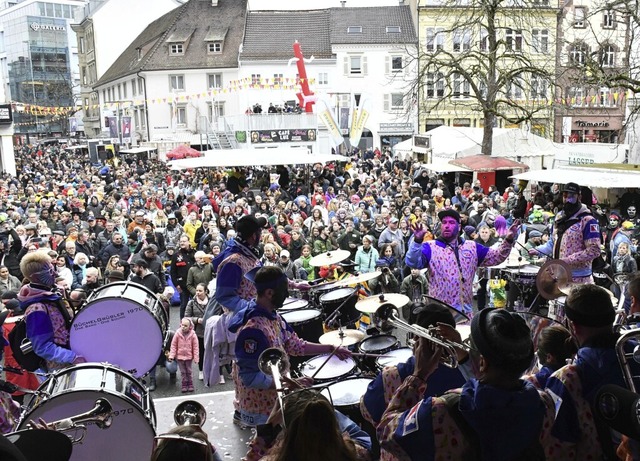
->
[554, 0, 629, 144]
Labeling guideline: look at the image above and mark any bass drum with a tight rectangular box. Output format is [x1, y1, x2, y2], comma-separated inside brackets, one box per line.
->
[18, 363, 156, 461]
[70, 282, 167, 377]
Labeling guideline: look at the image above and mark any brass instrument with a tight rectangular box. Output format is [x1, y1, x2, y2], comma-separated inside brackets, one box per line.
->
[32, 398, 113, 445]
[616, 327, 640, 393]
[375, 304, 470, 368]
[258, 348, 290, 426]
[174, 400, 206, 426]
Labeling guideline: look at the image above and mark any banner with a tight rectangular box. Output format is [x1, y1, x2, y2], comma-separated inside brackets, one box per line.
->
[108, 116, 118, 139]
[69, 117, 77, 134]
[349, 94, 371, 147]
[316, 96, 344, 147]
[121, 116, 132, 143]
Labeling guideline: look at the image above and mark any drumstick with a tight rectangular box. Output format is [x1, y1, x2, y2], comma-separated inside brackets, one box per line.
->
[351, 352, 400, 359]
[310, 347, 338, 380]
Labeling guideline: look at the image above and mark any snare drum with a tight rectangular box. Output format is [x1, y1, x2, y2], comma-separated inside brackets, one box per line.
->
[280, 309, 324, 343]
[548, 297, 567, 325]
[513, 265, 540, 286]
[278, 297, 310, 313]
[70, 282, 167, 377]
[320, 287, 359, 325]
[321, 377, 372, 413]
[358, 334, 400, 373]
[299, 354, 357, 383]
[375, 347, 413, 371]
[18, 363, 156, 461]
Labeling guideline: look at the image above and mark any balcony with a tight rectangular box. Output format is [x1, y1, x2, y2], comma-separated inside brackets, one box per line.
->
[220, 113, 318, 132]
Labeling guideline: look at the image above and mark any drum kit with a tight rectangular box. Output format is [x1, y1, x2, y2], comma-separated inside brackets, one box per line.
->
[6, 281, 173, 461]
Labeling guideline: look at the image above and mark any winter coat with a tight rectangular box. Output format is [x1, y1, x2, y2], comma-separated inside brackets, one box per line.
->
[169, 322, 199, 362]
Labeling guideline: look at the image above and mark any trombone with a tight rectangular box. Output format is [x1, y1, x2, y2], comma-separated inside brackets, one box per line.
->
[258, 348, 290, 427]
[616, 327, 640, 393]
[27, 398, 113, 445]
[374, 303, 470, 368]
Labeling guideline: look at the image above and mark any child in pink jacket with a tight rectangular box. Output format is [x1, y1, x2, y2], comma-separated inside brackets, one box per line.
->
[169, 318, 199, 392]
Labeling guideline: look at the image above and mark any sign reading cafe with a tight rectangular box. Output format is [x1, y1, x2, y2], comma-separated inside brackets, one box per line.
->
[250, 129, 317, 144]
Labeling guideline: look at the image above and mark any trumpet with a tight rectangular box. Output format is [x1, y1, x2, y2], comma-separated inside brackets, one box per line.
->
[33, 398, 113, 444]
[174, 400, 206, 426]
[375, 304, 469, 368]
[258, 348, 289, 426]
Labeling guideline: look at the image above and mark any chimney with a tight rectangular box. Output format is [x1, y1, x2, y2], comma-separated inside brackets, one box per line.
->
[340, 1, 346, 6]
[211, 0, 218, 5]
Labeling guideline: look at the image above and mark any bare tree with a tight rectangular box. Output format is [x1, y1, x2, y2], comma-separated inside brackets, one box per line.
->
[414, 0, 558, 154]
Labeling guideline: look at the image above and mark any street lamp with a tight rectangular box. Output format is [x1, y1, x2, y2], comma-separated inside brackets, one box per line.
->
[23, 40, 38, 137]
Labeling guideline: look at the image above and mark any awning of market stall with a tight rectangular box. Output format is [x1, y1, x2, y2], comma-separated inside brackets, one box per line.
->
[450, 155, 529, 172]
[168, 148, 351, 170]
[511, 165, 640, 189]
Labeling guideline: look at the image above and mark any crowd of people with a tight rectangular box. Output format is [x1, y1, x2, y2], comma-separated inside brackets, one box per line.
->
[0, 140, 639, 460]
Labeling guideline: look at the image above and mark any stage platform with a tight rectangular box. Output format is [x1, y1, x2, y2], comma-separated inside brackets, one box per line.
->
[154, 390, 253, 460]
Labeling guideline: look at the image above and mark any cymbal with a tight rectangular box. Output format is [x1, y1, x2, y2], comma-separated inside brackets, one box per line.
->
[309, 249, 351, 267]
[536, 259, 572, 300]
[331, 271, 382, 288]
[356, 293, 411, 313]
[319, 328, 365, 347]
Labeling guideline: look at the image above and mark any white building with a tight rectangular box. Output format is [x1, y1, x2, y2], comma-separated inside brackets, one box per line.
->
[72, 0, 184, 137]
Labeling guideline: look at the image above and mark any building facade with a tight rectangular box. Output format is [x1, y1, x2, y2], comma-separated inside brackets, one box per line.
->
[554, 0, 630, 144]
[0, 0, 85, 141]
[417, 0, 559, 139]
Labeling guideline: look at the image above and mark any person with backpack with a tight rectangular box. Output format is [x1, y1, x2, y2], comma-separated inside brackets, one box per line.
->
[16, 251, 85, 375]
[378, 308, 556, 461]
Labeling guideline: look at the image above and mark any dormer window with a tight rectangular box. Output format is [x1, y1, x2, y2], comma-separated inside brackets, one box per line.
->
[205, 27, 228, 55]
[347, 26, 362, 34]
[386, 26, 401, 33]
[208, 41, 222, 54]
[170, 43, 184, 55]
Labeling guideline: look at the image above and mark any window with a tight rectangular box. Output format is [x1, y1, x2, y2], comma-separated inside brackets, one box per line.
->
[169, 74, 185, 91]
[209, 102, 225, 120]
[453, 29, 471, 52]
[123, 83, 127, 99]
[570, 43, 588, 65]
[138, 78, 144, 94]
[207, 42, 222, 53]
[601, 45, 615, 67]
[170, 43, 184, 55]
[132, 78, 137, 96]
[479, 28, 489, 52]
[347, 26, 362, 34]
[599, 87, 613, 107]
[386, 26, 401, 33]
[273, 73, 283, 85]
[175, 105, 187, 127]
[478, 79, 487, 99]
[452, 73, 470, 98]
[574, 7, 586, 28]
[568, 86, 585, 107]
[117, 84, 121, 100]
[79, 37, 85, 54]
[426, 72, 444, 99]
[346, 55, 367, 76]
[426, 27, 444, 52]
[318, 72, 329, 85]
[251, 74, 261, 85]
[506, 79, 524, 99]
[388, 56, 403, 73]
[82, 67, 87, 85]
[384, 93, 404, 111]
[505, 29, 523, 52]
[531, 74, 548, 99]
[603, 10, 614, 28]
[532, 29, 549, 53]
[207, 73, 222, 89]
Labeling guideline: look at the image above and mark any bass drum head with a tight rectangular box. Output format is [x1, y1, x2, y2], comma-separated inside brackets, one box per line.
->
[19, 368, 155, 461]
[71, 285, 164, 377]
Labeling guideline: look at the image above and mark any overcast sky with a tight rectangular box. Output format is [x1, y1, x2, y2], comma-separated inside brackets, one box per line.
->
[247, 0, 400, 9]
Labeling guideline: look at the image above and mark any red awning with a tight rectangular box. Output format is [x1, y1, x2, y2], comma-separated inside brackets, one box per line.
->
[450, 155, 529, 172]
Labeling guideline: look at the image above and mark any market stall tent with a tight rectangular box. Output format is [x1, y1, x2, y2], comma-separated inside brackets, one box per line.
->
[168, 148, 351, 170]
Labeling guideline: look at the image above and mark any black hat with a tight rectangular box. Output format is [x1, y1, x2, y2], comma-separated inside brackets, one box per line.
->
[562, 182, 581, 194]
[1, 291, 17, 300]
[53, 230, 65, 237]
[471, 308, 534, 374]
[133, 259, 149, 269]
[5, 299, 21, 313]
[106, 270, 125, 281]
[438, 209, 461, 222]
[235, 215, 268, 238]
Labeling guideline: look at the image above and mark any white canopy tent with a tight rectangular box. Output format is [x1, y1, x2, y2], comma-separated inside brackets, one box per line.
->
[418, 160, 471, 173]
[511, 166, 640, 189]
[168, 148, 351, 170]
